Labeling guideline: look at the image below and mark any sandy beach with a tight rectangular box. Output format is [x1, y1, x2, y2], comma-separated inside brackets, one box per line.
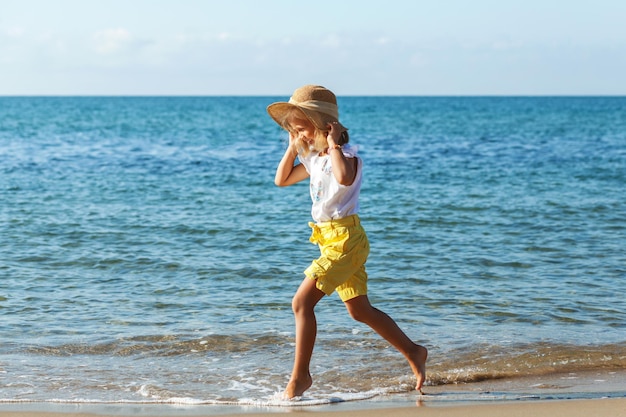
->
[1, 398, 625, 417]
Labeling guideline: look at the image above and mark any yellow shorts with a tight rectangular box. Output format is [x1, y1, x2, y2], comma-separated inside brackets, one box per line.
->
[303, 214, 370, 302]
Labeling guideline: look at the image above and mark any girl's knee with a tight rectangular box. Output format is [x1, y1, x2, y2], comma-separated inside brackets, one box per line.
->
[348, 310, 365, 323]
[291, 294, 306, 314]
[344, 295, 375, 323]
[346, 304, 371, 323]
[291, 279, 325, 314]
[291, 292, 321, 314]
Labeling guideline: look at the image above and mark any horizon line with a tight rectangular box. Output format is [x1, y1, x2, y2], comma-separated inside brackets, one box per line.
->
[2, 94, 625, 98]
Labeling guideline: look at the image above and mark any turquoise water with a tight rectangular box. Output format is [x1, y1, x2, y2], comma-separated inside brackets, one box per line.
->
[1, 96, 625, 405]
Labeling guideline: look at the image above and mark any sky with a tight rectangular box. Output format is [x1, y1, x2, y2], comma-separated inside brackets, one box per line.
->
[1, 0, 625, 95]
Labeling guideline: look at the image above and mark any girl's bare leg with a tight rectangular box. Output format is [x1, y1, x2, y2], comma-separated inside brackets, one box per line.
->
[284, 278, 325, 399]
[344, 295, 428, 392]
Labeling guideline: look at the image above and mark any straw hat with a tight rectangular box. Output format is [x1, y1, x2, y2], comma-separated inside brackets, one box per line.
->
[267, 85, 343, 131]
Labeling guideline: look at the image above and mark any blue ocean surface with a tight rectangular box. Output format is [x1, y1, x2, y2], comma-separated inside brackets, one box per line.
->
[0, 96, 625, 405]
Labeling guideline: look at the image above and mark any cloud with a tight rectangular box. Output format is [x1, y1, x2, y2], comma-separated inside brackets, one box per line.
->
[4, 25, 25, 38]
[217, 32, 231, 41]
[92, 28, 134, 55]
[2, 24, 624, 95]
[491, 39, 526, 51]
[320, 34, 342, 48]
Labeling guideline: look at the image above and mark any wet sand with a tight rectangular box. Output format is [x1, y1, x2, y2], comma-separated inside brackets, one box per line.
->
[1, 398, 626, 417]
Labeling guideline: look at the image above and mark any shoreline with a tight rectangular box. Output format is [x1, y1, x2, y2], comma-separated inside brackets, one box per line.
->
[1, 370, 625, 417]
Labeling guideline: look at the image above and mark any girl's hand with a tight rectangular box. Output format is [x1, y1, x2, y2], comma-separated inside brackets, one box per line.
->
[287, 131, 299, 155]
[326, 121, 344, 146]
[325, 121, 356, 186]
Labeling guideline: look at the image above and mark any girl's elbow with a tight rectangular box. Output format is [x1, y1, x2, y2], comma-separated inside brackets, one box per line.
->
[274, 173, 286, 186]
[336, 175, 355, 186]
[335, 169, 357, 186]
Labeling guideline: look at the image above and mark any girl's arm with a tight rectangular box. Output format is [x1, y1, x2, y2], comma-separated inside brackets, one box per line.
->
[326, 122, 358, 186]
[274, 136, 309, 186]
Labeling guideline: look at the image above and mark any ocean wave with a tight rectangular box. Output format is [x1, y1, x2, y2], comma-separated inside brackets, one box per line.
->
[14, 334, 626, 386]
[21, 333, 291, 357]
[427, 342, 626, 385]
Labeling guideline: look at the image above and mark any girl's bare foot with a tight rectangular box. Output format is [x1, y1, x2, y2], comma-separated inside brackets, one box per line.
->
[283, 373, 312, 399]
[407, 344, 428, 393]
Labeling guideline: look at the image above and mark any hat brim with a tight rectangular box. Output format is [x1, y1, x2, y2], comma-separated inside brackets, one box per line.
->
[267, 102, 338, 131]
[267, 102, 298, 127]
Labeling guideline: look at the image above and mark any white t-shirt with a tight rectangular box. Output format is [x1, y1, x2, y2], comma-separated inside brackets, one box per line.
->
[298, 144, 362, 223]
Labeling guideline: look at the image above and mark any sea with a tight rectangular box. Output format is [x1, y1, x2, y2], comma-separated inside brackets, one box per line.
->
[1, 96, 625, 411]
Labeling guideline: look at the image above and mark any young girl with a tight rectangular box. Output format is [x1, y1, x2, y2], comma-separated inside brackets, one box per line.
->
[267, 85, 427, 399]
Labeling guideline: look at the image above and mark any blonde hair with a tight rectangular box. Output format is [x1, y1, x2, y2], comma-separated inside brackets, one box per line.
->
[278, 107, 349, 157]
